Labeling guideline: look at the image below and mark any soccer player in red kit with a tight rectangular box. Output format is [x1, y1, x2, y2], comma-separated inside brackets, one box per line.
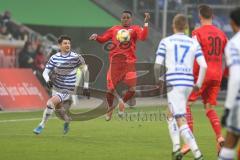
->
[181, 4, 228, 154]
[89, 10, 150, 121]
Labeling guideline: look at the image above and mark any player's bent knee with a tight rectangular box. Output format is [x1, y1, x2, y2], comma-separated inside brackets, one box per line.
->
[166, 109, 173, 119]
[63, 99, 72, 109]
[47, 100, 56, 109]
[175, 115, 187, 126]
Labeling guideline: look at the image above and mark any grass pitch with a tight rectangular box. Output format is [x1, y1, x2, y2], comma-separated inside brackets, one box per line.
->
[0, 104, 224, 160]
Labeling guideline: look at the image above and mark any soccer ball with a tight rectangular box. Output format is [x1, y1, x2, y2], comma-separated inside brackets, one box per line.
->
[116, 29, 131, 43]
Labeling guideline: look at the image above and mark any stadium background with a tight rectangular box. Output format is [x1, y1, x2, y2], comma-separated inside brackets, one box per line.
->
[0, 0, 240, 160]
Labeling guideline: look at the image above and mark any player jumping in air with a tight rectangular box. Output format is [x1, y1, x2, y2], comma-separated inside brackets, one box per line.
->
[219, 7, 240, 160]
[33, 35, 89, 135]
[181, 4, 228, 155]
[155, 14, 207, 160]
[89, 10, 150, 121]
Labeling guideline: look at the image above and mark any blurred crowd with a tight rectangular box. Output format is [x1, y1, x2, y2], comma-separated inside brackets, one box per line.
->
[0, 10, 59, 90]
[18, 41, 60, 90]
[0, 11, 28, 41]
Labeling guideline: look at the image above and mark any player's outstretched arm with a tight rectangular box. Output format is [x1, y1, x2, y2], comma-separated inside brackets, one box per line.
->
[136, 13, 150, 41]
[89, 27, 113, 43]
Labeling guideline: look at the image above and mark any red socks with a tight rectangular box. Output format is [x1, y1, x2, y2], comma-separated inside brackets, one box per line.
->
[106, 92, 114, 108]
[123, 90, 135, 103]
[186, 105, 194, 132]
[205, 108, 222, 138]
[186, 104, 222, 139]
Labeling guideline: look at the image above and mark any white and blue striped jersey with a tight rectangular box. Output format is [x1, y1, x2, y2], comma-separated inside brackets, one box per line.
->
[225, 31, 240, 109]
[43, 51, 85, 93]
[155, 33, 207, 88]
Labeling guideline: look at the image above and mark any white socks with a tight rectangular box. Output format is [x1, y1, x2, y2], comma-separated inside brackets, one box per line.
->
[219, 147, 235, 160]
[179, 124, 202, 158]
[39, 106, 54, 128]
[167, 118, 180, 152]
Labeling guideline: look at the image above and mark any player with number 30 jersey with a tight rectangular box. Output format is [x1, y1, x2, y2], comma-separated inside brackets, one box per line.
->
[183, 4, 228, 155]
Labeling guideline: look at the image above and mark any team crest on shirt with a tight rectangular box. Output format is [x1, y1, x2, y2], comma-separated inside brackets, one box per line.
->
[128, 29, 133, 33]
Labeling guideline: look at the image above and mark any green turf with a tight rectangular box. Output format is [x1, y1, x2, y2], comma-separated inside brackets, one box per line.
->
[0, 104, 225, 160]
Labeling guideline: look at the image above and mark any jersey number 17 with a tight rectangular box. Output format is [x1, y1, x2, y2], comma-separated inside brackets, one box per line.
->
[174, 44, 190, 64]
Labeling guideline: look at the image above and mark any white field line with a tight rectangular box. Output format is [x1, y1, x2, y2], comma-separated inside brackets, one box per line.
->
[0, 117, 57, 123]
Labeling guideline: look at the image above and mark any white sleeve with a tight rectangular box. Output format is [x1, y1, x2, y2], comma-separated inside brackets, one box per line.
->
[42, 68, 51, 82]
[194, 44, 207, 87]
[82, 64, 89, 88]
[155, 40, 166, 65]
[42, 56, 54, 82]
[224, 42, 240, 109]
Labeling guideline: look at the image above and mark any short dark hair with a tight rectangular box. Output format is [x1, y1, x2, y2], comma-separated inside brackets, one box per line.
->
[173, 14, 188, 32]
[198, 4, 213, 19]
[122, 10, 132, 16]
[230, 7, 240, 26]
[58, 35, 71, 44]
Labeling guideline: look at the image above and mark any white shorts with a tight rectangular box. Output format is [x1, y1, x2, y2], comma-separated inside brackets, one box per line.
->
[167, 86, 192, 117]
[52, 89, 71, 102]
[226, 101, 240, 135]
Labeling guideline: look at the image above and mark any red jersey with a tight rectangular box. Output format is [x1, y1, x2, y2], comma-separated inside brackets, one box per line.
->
[192, 25, 227, 81]
[96, 25, 148, 63]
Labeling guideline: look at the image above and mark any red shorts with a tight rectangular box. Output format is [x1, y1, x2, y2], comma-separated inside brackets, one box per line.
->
[188, 80, 221, 105]
[107, 62, 136, 90]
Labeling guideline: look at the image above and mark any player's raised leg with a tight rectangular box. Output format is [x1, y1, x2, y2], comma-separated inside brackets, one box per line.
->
[105, 90, 115, 121]
[33, 95, 61, 134]
[105, 60, 124, 121]
[119, 63, 137, 116]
